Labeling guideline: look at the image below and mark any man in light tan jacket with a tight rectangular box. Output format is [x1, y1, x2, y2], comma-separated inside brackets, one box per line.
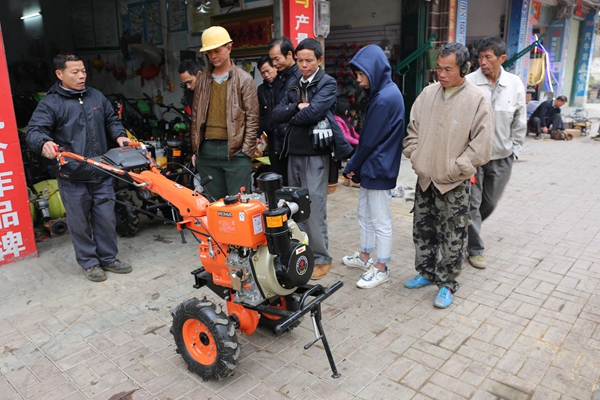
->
[402, 42, 494, 309]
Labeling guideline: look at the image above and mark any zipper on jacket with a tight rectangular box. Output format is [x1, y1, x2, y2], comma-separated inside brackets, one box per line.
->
[78, 96, 83, 105]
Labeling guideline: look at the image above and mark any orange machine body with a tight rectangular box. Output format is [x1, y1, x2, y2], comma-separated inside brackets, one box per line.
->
[207, 199, 268, 248]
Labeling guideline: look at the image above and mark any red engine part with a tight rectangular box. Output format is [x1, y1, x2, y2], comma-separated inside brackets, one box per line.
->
[226, 300, 260, 335]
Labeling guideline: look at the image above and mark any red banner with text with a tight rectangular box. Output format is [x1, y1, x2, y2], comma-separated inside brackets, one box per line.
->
[0, 28, 38, 265]
[282, 0, 315, 46]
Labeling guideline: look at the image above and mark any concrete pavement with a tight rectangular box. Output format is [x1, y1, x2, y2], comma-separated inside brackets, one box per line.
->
[2, 132, 600, 399]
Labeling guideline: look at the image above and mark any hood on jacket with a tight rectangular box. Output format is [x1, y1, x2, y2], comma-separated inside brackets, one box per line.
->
[349, 45, 393, 95]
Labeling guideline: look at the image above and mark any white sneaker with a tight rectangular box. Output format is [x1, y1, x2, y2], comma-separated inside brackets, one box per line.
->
[342, 252, 373, 271]
[356, 266, 389, 289]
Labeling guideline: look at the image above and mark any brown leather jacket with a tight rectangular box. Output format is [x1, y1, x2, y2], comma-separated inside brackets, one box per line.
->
[190, 62, 259, 157]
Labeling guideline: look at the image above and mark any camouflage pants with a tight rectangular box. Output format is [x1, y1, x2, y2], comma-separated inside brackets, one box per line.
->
[412, 181, 471, 292]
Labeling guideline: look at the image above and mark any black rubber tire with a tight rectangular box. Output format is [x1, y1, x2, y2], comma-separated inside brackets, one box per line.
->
[114, 192, 139, 237]
[258, 294, 301, 333]
[170, 297, 241, 381]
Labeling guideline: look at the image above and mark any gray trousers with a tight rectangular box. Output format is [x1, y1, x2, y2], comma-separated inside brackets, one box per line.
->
[57, 177, 118, 270]
[468, 155, 514, 256]
[288, 154, 332, 264]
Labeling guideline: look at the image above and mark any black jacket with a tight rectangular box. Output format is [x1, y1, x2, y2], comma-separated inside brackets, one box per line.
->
[257, 80, 274, 136]
[272, 67, 352, 160]
[530, 99, 561, 128]
[26, 82, 126, 182]
[271, 64, 302, 155]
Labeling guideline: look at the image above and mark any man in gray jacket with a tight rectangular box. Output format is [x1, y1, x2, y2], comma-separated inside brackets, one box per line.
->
[465, 36, 527, 269]
[403, 43, 494, 308]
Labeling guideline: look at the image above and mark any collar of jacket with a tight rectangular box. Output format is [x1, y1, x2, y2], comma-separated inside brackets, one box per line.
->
[49, 81, 87, 98]
[280, 63, 299, 78]
[291, 67, 325, 91]
[434, 77, 468, 98]
[205, 59, 236, 79]
[472, 66, 509, 87]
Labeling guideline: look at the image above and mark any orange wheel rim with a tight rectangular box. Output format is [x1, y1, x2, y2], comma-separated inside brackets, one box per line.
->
[182, 318, 217, 365]
[263, 297, 287, 321]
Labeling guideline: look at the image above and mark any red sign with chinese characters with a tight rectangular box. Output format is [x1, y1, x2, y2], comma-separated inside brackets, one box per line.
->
[532, 1, 541, 22]
[574, 0, 583, 17]
[0, 28, 38, 265]
[448, 0, 457, 43]
[282, 0, 315, 46]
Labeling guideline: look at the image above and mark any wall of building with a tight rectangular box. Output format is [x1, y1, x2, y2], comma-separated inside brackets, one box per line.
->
[329, 0, 401, 29]
[466, 0, 507, 41]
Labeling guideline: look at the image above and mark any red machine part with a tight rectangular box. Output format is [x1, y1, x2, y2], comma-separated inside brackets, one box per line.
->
[226, 300, 260, 335]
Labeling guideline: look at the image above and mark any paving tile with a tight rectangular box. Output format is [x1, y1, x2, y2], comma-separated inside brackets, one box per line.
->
[400, 364, 433, 391]
[419, 382, 467, 400]
[4, 366, 39, 391]
[19, 373, 68, 399]
[278, 370, 318, 399]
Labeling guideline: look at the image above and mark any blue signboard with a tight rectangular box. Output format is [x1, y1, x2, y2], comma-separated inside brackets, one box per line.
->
[574, 12, 597, 100]
[456, 0, 468, 45]
[506, 0, 530, 74]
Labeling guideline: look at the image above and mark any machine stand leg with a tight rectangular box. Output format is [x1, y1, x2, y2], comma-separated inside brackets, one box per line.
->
[304, 305, 341, 379]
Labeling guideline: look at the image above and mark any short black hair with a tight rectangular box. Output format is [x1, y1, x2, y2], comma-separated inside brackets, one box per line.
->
[477, 36, 507, 57]
[54, 54, 83, 71]
[268, 36, 295, 58]
[296, 38, 322, 59]
[439, 42, 470, 68]
[556, 95, 568, 102]
[258, 55, 273, 69]
[178, 59, 202, 75]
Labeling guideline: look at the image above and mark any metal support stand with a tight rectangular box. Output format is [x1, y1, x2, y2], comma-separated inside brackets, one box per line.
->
[304, 304, 341, 379]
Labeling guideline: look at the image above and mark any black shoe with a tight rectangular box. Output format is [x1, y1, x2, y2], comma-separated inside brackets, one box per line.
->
[85, 265, 107, 282]
[101, 259, 132, 274]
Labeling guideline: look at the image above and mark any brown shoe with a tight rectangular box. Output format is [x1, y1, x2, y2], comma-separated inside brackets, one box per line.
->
[311, 262, 332, 280]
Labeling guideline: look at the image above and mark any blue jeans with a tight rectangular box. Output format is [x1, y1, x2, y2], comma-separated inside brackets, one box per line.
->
[357, 187, 393, 264]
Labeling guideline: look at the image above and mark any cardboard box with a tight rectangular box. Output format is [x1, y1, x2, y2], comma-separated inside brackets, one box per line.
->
[565, 129, 581, 139]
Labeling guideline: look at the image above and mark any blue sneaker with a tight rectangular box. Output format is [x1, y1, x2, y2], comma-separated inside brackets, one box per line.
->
[434, 287, 453, 308]
[404, 274, 433, 289]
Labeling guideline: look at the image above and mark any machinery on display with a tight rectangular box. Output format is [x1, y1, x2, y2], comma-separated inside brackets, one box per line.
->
[55, 143, 342, 381]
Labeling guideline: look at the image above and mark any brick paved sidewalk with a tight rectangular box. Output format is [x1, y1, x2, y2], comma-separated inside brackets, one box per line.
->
[1, 134, 600, 399]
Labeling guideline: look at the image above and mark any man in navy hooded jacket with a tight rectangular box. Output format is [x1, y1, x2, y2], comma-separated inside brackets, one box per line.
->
[341, 44, 405, 289]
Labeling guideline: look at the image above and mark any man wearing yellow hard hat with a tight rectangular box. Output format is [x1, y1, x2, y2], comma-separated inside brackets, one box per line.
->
[190, 26, 259, 200]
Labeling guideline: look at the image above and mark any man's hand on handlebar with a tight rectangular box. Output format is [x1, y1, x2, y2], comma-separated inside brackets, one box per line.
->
[42, 141, 59, 159]
[116, 137, 132, 147]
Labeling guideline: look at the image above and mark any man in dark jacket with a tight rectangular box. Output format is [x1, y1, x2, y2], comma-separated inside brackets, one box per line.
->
[268, 36, 302, 184]
[257, 55, 277, 145]
[273, 38, 352, 280]
[178, 59, 202, 115]
[529, 96, 567, 139]
[341, 44, 405, 289]
[26, 53, 132, 282]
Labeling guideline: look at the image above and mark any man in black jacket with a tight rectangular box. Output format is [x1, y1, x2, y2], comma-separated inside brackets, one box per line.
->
[26, 54, 132, 282]
[273, 38, 352, 280]
[257, 55, 277, 144]
[268, 36, 302, 184]
[529, 95, 567, 139]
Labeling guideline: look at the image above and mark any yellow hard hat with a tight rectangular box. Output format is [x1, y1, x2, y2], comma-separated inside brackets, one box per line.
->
[200, 26, 233, 52]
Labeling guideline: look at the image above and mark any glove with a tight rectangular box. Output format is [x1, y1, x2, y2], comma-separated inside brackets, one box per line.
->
[312, 119, 333, 150]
